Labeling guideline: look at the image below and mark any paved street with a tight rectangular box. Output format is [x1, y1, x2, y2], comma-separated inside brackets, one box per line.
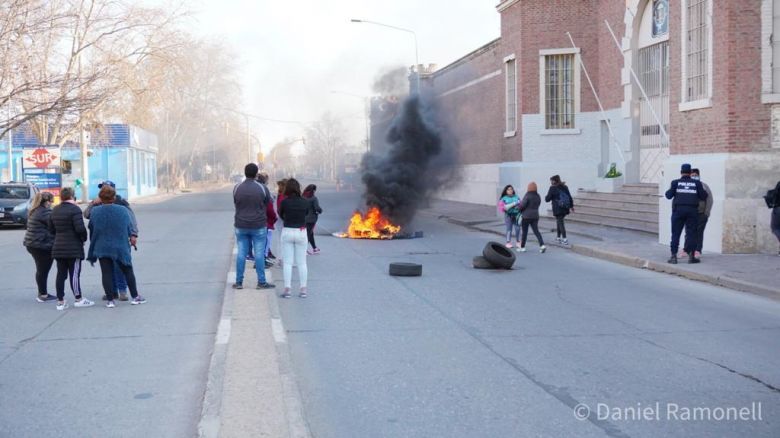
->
[279, 188, 780, 438]
[1, 186, 779, 438]
[0, 191, 232, 437]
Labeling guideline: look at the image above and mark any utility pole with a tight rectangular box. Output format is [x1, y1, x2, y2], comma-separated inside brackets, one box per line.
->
[6, 99, 12, 182]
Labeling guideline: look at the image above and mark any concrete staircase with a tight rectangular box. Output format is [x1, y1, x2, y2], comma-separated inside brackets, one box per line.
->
[547, 183, 660, 235]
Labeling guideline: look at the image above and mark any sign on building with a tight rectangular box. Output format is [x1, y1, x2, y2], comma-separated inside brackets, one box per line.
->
[23, 146, 61, 170]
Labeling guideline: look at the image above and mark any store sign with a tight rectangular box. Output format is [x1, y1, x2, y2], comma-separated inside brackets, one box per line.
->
[24, 172, 62, 189]
[652, 0, 669, 37]
[23, 146, 61, 169]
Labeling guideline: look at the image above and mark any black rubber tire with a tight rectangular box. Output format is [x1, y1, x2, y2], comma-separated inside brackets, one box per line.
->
[482, 241, 516, 269]
[389, 262, 422, 277]
[472, 256, 496, 269]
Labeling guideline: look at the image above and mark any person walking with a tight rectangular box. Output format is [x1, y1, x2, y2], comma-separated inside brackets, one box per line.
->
[544, 175, 574, 245]
[48, 187, 94, 310]
[665, 163, 708, 264]
[232, 163, 275, 290]
[518, 182, 546, 253]
[84, 180, 138, 301]
[498, 185, 521, 248]
[769, 180, 780, 255]
[23, 192, 57, 302]
[303, 184, 323, 254]
[87, 185, 146, 308]
[278, 178, 311, 299]
[690, 168, 713, 257]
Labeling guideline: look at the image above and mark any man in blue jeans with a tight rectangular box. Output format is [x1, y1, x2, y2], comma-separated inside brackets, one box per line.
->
[233, 163, 275, 289]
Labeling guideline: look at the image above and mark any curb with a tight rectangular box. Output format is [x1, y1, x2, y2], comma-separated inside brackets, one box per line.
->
[439, 214, 780, 300]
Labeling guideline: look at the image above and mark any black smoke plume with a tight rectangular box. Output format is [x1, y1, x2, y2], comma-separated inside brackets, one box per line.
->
[360, 94, 459, 226]
[372, 66, 410, 97]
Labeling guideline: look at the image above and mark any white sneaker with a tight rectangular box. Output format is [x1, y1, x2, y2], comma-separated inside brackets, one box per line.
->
[74, 298, 95, 308]
[106, 301, 116, 308]
[505, 242, 513, 248]
[562, 239, 569, 245]
[517, 247, 527, 252]
[540, 245, 547, 253]
[56, 301, 68, 311]
[555, 237, 562, 244]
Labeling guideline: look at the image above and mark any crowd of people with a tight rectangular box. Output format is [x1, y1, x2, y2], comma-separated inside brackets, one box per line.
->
[498, 174, 574, 253]
[232, 163, 323, 299]
[22, 181, 146, 309]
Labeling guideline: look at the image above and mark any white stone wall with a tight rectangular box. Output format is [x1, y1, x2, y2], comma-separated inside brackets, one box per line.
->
[438, 163, 500, 206]
[659, 153, 780, 254]
[521, 109, 632, 191]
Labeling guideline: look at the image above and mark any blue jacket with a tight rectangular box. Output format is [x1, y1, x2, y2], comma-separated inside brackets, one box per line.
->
[87, 204, 133, 266]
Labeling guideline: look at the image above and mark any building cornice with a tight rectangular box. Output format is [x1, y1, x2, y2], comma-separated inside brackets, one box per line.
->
[496, 0, 520, 13]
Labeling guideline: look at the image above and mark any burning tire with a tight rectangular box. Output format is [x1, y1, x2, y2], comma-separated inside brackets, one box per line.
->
[389, 262, 422, 277]
[482, 242, 516, 270]
[472, 256, 495, 269]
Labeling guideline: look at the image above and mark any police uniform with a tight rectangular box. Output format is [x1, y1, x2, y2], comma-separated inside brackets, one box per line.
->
[665, 164, 708, 260]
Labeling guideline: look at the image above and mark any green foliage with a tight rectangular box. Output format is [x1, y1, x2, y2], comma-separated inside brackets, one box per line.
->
[605, 163, 622, 178]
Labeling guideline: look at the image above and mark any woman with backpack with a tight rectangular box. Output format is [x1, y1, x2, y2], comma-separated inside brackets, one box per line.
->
[23, 191, 56, 302]
[518, 182, 546, 253]
[498, 185, 521, 248]
[545, 175, 574, 245]
[302, 184, 323, 254]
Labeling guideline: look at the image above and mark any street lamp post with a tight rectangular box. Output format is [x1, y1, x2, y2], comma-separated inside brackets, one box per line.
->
[350, 19, 420, 92]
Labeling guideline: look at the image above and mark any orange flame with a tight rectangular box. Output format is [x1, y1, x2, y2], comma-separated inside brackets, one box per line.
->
[346, 207, 401, 239]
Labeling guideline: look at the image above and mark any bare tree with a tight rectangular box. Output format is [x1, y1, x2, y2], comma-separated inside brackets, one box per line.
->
[305, 112, 346, 181]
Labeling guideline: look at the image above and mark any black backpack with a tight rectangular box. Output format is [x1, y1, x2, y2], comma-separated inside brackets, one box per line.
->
[557, 189, 572, 210]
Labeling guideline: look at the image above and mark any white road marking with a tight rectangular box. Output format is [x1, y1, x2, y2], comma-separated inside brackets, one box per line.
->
[215, 319, 231, 345]
[271, 318, 287, 344]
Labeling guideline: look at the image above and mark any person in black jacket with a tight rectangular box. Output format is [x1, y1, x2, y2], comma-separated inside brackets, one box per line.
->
[48, 187, 94, 310]
[23, 192, 56, 302]
[771, 180, 780, 254]
[665, 163, 708, 264]
[279, 178, 312, 299]
[302, 184, 323, 254]
[544, 175, 574, 245]
[518, 182, 546, 253]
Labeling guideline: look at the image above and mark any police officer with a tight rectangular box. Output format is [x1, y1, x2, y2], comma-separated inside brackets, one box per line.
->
[665, 163, 708, 264]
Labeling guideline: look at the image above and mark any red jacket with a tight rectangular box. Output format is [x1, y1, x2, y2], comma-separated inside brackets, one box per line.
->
[266, 199, 277, 230]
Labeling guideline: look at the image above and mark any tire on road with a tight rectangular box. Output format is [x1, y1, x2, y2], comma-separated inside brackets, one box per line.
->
[482, 241, 516, 269]
[472, 256, 496, 269]
[389, 262, 423, 277]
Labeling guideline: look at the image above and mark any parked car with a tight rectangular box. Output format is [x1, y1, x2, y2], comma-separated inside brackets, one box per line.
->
[0, 182, 39, 228]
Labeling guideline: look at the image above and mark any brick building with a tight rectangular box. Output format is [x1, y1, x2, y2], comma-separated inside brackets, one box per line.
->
[417, 0, 780, 254]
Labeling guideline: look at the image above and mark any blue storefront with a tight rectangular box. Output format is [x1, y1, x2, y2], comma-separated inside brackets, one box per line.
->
[1, 124, 157, 200]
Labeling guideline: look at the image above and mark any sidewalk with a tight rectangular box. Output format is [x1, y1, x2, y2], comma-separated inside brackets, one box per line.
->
[420, 199, 780, 300]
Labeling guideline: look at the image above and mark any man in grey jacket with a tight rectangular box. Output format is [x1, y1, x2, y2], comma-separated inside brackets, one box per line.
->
[691, 168, 713, 257]
[233, 163, 275, 290]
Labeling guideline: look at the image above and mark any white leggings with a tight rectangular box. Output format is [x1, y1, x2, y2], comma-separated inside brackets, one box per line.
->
[281, 227, 308, 289]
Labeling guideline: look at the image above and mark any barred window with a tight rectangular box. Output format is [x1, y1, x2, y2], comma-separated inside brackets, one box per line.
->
[505, 59, 517, 133]
[685, 0, 709, 101]
[544, 54, 575, 129]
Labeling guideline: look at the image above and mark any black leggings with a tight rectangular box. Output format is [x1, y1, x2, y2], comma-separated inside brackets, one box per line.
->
[306, 223, 317, 249]
[27, 247, 54, 296]
[55, 258, 82, 301]
[521, 219, 545, 247]
[98, 258, 139, 300]
[555, 215, 567, 238]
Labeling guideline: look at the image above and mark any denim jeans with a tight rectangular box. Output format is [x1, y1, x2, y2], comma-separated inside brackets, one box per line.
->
[235, 227, 268, 285]
[113, 263, 128, 292]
